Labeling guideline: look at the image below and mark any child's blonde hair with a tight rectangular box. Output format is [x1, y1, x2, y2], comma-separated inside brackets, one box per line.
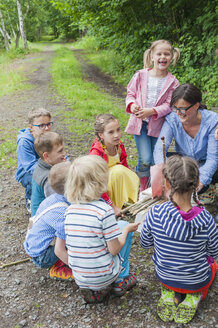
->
[28, 108, 51, 124]
[163, 155, 200, 206]
[34, 132, 63, 159]
[48, 161, 71, 195]
[144, 39, 180, 68]
[94, 114, 118, 142]
[65, 155, 108, 203]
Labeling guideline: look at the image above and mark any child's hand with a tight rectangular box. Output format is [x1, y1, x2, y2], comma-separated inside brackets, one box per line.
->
[135, 108, 154, 120]
[112, 204, 123, 217]
[127, 222, 140, 232]
[130, 103, 140, 114]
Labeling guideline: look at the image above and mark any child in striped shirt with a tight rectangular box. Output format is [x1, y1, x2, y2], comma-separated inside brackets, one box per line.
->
[54, 155, 139, 304]
[140, 155, 218, 324]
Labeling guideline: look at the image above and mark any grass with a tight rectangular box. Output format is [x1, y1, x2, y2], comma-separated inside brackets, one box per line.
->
[0, 46, 35, 97]
[72, 35, 131, 85]
[0, 64, 30, 97]
[51, 46, 137, 167]
[0, 125, 17, 168]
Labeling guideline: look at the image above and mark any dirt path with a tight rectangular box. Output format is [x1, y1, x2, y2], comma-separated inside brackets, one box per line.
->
[0, 46, 217, 328]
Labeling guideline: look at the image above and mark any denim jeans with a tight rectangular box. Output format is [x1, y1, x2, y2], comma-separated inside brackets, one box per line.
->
[117, 220, 134, 279]
[32, 245, 58, 268]
[134, 121, 157, 178]
[20, 171, 33, 201]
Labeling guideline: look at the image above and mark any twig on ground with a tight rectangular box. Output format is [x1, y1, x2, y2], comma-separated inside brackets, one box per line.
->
[0, 258, 30, 269]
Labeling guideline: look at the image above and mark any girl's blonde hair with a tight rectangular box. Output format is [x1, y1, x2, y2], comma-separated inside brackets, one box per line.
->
[144, 39, 180, 68]
[65, 155, 108, 203]
[163, 155, 200, 207]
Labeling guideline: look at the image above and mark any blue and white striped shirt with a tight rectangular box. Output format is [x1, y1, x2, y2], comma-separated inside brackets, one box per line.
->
[65, 199, 122, 290]
[140, 201, 218, 290]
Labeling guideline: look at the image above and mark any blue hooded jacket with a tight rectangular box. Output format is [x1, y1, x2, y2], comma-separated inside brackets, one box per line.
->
[15, 128, 39, 182]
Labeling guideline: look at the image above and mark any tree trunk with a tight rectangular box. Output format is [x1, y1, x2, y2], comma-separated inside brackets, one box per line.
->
[15, 30, 20, 48]
[16, 0, 28, 50]
[12, 27, 17, 39]
[0, 9, 10, 51]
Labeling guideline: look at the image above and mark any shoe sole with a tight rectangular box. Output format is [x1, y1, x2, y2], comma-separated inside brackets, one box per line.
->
[112, 281, 137, 297]
[157, 301, 175, 322]
[49, 275, 74, 280]
[174, 304, 196, 323]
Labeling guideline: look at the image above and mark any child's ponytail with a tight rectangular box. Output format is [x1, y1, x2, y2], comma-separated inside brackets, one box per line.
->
[144, 48, 152, 68]
[172, 47, 180, 66]
[163, 155, 201, 207]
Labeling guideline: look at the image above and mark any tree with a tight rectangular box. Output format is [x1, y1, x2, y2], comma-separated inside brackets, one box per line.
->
[0, 7, 10, 50]
[16, 0, 28, 49]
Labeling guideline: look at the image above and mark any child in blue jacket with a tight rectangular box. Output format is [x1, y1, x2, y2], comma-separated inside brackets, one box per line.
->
[15, 108, 52, 212]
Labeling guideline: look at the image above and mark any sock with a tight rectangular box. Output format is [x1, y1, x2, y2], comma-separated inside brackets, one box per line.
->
[174, 292, 186, 307]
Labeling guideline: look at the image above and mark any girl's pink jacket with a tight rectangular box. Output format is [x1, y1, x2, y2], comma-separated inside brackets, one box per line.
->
[125, 68, 179, 137]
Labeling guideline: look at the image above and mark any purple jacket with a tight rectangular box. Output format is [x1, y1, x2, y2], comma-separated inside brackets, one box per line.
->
[125, 68, 179, 137]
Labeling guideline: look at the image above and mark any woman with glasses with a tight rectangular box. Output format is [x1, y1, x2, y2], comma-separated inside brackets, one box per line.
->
[153, 83, 218, 198]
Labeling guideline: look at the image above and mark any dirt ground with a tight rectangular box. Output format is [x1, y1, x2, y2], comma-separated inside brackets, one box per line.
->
[0, 46, 217, 328]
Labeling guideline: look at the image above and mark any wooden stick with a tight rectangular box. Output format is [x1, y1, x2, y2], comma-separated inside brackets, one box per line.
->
[0, 258, 30, 269]
[121, 197, 163, 216]
[132, 199, 165, 216]
[161, 136, 166, 198]
[120, 196, 152, 214]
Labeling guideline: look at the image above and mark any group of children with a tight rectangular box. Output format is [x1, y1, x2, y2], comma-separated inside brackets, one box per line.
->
[15, 39, 217, 324]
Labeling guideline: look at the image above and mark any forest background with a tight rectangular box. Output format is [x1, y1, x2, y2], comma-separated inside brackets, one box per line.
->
[0, 0, 217, 108]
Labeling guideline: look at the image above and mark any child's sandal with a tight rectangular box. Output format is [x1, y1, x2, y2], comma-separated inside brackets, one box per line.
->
[174, 292, 202, 324]
[80, 286, 111, 304]
[157, 285, 175, 322]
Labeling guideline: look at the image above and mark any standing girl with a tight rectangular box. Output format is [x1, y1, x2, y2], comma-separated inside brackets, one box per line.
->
[125, 39, 180, 191]
[140, 156, 218, 324]
[89, 114, 139, 216]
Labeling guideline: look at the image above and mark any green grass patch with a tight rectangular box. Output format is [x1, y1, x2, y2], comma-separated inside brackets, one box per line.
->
[73, 35, 99, 51]
[39, 35, 56, 42]
[0, 126, 17, 169]
[0, 64, 30, 97]
[0, 140, 17, 168]
[73, 36, 129, 85]
[51, 46, 137, 167]
[0, 45, 43, 96]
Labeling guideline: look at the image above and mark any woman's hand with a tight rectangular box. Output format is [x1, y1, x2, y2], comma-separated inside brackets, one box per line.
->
[196, 182, 204, 193]
[135, 107, 155, 120]
[215, 128, 218, 140]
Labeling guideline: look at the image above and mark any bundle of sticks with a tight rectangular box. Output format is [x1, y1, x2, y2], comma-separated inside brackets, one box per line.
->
[120, 195, 165, 217]
[120, 136, 167, 218]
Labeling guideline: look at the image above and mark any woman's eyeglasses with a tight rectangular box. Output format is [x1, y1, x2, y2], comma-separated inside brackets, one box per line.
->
[32, 122, 53, 130]
[172, 104, 194, 116]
